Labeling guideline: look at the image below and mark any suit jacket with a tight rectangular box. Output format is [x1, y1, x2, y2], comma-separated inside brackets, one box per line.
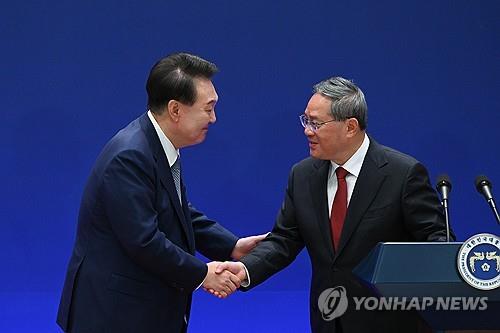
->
[241, 138, 450, 333]
[57, 113, 238, 333]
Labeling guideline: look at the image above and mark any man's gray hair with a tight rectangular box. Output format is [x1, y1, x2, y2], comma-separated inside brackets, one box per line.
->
[313, 77, 368, 130]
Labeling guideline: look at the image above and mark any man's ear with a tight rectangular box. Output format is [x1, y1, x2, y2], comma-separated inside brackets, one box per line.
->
[167, 100, 180, 122]
[346, 118, 360, 137]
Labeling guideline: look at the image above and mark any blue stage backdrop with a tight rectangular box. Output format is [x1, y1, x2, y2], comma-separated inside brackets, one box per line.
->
[1, 0, 499, 332]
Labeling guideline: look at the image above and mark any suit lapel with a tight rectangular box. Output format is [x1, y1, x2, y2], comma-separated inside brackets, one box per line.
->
[139, 114, 195, 251]
[334, 140, 388, 260]
[309, 159, 335, 260]
[181, 181, 195, 253]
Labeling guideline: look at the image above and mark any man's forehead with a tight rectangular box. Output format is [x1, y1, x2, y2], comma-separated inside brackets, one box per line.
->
[306, 94, 331, 118]
[194, 77, 218, 104]
[203, 90, 218, 105]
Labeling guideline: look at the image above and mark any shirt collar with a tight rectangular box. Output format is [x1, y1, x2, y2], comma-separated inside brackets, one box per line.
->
[147, 110, 179, 167]
[330, 133, 370, 178]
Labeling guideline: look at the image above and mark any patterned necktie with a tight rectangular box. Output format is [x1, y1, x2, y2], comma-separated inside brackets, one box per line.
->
[171, 157, 182, 205]
[331, 167, 349, 251]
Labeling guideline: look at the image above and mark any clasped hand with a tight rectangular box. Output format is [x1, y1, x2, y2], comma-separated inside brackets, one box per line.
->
[202, 233, 267, 298]
[202, 261, 247, 299]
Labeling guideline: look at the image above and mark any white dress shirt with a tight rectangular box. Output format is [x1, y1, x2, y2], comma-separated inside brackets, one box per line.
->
[147, 110, 179, 167]
[327, 134, 370, 217]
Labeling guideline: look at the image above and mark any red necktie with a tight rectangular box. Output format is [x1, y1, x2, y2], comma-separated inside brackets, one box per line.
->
[331, 167, 348, 251]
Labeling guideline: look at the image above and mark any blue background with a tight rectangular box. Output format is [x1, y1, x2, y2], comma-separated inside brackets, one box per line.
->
[1, 0, 499, 332]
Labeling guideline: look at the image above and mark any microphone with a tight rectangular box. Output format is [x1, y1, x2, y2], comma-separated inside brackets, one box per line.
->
[475, 175, 500, 224]
[436, 174, 452, 242]
[436, 174, 452, 202]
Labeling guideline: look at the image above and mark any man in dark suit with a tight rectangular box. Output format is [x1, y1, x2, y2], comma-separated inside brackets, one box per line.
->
[57, 53, 265, 333]
[215, 77, 451, 332]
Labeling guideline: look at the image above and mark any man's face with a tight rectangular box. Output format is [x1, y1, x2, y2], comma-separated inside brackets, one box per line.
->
[303, 93, 349, 162]
[177, 77, 218, 147]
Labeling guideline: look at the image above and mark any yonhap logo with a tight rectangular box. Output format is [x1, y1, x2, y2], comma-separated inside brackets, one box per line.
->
[317, 286, 488, 321]
[318, 286, 348, 321]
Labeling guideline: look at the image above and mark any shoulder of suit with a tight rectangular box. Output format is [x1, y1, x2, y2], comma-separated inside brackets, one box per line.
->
[372, 141, 420, 167]
[98, 116, 154, 163]
[291, 156, 327, 173]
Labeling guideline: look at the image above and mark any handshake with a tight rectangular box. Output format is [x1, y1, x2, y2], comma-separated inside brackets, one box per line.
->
[202, 261, 247, 298]
[201, 232, 268, 298]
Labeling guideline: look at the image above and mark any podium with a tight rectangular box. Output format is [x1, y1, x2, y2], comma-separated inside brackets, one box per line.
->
[353, 242, 500, 331]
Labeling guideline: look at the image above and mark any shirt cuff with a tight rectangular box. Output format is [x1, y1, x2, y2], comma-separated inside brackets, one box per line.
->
[240, 263, 251, 288]
[195, 275, 207, 290]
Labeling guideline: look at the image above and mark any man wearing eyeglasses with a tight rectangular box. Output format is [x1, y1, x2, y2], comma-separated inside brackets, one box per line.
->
[215, 77, 451, 332]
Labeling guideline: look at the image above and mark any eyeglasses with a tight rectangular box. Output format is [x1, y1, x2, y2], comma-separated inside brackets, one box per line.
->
[299, 114, 337, 132]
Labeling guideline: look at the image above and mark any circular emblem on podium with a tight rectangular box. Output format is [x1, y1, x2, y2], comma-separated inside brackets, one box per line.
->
[457, 233, 500, 290]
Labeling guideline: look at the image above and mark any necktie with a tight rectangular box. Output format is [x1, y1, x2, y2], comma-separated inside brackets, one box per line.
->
[171, 157, 182, 205]
[331, 167, 348, 251]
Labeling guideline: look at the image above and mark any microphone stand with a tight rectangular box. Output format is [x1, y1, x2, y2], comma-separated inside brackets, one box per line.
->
[488, 198, 500, 225]
[441, 198, 451, 242]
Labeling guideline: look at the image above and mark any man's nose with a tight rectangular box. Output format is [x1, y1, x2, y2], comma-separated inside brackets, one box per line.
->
[209, 110, 216, 124]
[304, 126, 314, 137]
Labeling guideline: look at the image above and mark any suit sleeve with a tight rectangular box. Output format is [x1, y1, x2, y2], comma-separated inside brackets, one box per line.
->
[240, 166, 305, 289]
[189, 203, 238, 261]
[100, 149, 207, 291]
[402, 162, 455, 241]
